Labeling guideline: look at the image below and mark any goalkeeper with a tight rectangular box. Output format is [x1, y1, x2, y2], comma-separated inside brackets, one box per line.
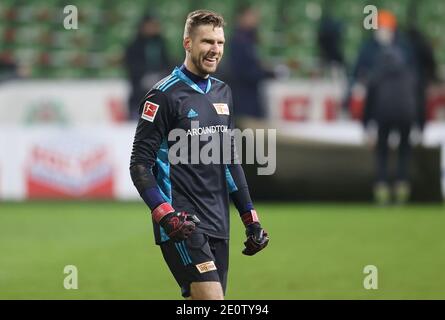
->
[129, 10, 269, 300]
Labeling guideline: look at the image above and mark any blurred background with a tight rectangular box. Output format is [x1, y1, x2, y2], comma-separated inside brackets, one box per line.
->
[0, 0, 444, 299]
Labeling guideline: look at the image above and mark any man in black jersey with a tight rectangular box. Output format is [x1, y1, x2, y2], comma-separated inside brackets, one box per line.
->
[130, 9, 269, 300]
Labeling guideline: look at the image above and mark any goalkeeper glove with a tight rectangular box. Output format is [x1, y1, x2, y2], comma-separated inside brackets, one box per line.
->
[152, 203, 200, 242]
[241, 210, 269, 256]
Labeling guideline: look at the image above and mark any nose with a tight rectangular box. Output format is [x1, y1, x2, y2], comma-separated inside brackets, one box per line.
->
[210, 43, 219, 53]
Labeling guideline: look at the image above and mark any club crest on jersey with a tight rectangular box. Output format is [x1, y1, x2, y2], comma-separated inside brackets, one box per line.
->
[141, 101, 159, 122]
[196, 261, 217, 273]
[213, 103, 229, 115]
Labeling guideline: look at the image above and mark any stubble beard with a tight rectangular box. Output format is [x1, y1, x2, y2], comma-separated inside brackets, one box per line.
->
[191, 53, 218, 77]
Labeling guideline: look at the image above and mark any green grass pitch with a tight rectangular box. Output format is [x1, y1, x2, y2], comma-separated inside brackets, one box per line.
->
[0, 201, 444, 299]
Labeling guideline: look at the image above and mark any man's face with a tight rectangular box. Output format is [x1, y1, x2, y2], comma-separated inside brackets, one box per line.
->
[141, 20, 160, 37]
[184, 25, 225, 77]
[374, 27, 394, 46]
[241, 8, 259, 30]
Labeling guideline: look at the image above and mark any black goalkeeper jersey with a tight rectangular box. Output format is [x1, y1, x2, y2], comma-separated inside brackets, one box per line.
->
[130, 67, 251, 244]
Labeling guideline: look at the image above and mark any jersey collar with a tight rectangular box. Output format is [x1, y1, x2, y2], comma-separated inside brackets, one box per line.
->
[172, 67, 212, 94]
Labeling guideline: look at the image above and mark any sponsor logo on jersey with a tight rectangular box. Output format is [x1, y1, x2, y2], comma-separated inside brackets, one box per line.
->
[213, 103, 229, 115]
[186, 125, 228, 136]
[141, 101, 159, 122]
[196, 261, 217, 273]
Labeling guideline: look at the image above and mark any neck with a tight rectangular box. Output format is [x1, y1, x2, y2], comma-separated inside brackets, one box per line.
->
[183, 58, 209, 79]
[180, 64, 209, 93]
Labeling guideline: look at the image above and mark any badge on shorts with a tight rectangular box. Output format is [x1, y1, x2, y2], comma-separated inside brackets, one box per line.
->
[141, 101, 159, 122]
[213, 103, 229, 115]
[196, 261, 217, 273]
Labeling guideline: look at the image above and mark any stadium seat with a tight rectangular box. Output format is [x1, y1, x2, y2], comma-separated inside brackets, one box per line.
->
[1, 0, 443, 79]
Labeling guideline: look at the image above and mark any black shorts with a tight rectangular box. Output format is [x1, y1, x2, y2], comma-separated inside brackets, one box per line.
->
[160, 232, 229, 298]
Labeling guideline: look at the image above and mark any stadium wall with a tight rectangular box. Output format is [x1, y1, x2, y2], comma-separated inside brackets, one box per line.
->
[0, 80, 444, 201]
[0, 123, 443, 201]
[243, 139, 443, 202]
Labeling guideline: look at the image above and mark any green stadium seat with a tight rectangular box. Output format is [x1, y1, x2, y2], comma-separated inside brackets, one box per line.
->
[1, 0, 444, 79]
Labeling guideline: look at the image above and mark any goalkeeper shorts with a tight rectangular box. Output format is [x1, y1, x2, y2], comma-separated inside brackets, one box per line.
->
[160, 232, 229, 298]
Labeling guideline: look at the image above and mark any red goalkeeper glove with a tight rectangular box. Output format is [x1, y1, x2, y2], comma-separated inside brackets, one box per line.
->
[152, 203, 200, 242]
[241, 210, 269, 256]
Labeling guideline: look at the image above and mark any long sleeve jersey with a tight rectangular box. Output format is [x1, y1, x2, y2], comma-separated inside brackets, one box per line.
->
[130, 66, 254, 244]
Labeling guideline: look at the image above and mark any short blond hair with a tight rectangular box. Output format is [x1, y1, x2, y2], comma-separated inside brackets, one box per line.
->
[183, 9, 225, 38]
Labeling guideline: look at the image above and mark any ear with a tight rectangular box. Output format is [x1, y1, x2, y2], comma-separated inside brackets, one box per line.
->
[183, 37, 191, 52]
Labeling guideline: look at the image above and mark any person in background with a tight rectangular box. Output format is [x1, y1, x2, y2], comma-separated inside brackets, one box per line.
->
[405, 1, 438, 133]
[228, 5, 274, 120]
[317, 1, 345, 77]
[0, 50, 30, 82]
[124, 14, 170, 120]
[353, 10, 418, 205]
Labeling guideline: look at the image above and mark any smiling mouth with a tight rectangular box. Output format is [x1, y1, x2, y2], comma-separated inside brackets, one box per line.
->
[204, 56, 217, 63]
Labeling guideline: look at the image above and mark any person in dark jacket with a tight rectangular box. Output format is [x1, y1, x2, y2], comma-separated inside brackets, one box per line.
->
[317, 2, 345, 70]
[228, 5, 274, 119]
[124, 15, 170, 120]
[354, 10, 418, 205]
[405, 1, 438, 132]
